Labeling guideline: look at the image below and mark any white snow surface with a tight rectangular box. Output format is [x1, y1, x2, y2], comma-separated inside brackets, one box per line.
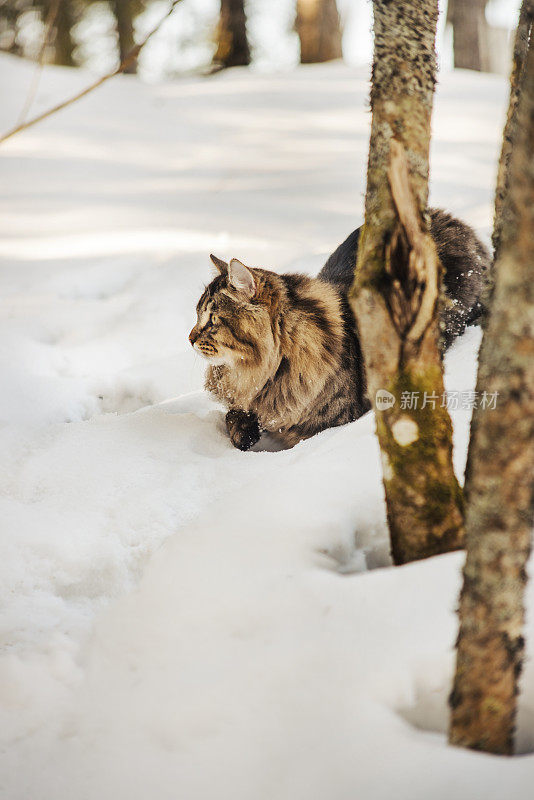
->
[1, 54, 533, 798]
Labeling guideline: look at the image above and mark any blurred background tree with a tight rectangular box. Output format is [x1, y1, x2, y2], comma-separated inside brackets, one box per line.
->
[112, 0, 140, 72]
[212, 0, 250, 69]
[0, 0, 34, 58]
[0, 0, 522, 77]
[295, 0, 342, 63]
[0, 0, 146, 69]
[447, 0, 490, 71]
[50, 0, 76, 66]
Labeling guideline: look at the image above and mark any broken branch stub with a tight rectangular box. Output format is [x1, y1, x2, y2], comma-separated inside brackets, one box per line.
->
[384, 139, 440, 344]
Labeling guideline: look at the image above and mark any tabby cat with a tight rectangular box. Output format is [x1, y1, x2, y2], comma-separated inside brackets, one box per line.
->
[189, 209, 490, 450]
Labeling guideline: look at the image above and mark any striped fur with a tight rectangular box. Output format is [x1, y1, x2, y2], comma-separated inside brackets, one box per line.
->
[189, 209, 490, 450]
[189, 256, 369, 449]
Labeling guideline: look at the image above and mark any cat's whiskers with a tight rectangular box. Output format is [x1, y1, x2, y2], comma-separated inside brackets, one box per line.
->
[191, 212, 489, 450]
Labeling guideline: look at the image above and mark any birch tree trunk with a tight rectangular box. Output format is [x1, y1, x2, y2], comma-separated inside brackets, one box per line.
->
[349, 0, 464, 565]
[492, 0, 533, 260]
[213, 0, 250, 69]
[448, 30, 534, 758]
[447, 0, 490, 72]
[295, 0, 342, 64]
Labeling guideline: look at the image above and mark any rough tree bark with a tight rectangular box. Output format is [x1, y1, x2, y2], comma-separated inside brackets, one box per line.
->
[295, 0, 342, 64]
[447, 0, 490, 72]
[213, 0, 250, 69]
[492, 0, 533, 260]
[448, 27, 534, 758]
[112, 0, 136, 74]
[349, 0, 464, 565]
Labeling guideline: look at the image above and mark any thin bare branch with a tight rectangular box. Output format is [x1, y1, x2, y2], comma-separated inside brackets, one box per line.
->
[16, 0, 60, 126]
[0, 0, 183, 146]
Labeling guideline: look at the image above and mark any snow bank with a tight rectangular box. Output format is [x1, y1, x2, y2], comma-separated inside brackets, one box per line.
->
[1, 53, 533, 799]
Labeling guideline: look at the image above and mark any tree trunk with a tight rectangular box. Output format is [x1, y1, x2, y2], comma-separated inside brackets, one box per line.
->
[448, 30, 534, 758]
[349, 0, 464, 565]
[492, 0, 533, 260]
[0, 1, 23, 56]
[295, 0, 342, 64]
[447, 0, 490, 72]
[112, 0, 136, 73]
[51, 0, 75, 67]
[213, 0, 250, 69]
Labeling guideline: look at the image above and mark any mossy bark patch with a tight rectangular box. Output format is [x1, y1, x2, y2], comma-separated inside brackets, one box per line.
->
[349, 0, 464, 565]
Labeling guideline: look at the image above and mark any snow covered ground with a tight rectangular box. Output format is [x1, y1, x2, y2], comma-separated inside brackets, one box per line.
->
[1, 53, 533, 798]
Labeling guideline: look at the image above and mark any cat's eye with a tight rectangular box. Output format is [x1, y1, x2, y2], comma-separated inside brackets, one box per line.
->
[200, 313, 216, 332]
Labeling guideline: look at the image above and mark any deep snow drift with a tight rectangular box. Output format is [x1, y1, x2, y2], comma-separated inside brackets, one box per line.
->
[1, 53, 533, 799]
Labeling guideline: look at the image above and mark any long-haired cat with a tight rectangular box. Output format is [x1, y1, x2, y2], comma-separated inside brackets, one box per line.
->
[189, 209, 490, 450]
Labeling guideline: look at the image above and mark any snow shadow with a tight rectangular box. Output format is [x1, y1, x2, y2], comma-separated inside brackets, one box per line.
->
[397, 654, 534, 755]
[318, 528, 391, 575]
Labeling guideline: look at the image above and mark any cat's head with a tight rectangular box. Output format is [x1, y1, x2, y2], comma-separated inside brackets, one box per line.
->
[189, 255, 277, 366]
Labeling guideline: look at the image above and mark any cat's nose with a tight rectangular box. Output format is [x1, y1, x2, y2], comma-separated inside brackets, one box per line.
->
[189, 327, 199, 346]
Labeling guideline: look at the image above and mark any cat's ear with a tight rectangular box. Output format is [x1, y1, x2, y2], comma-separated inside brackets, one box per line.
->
[228, 258, 256, 299]
[210, 253, 228, 274]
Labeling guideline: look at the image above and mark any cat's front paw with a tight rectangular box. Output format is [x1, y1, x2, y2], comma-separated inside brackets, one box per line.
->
[225, 409, 261, 451]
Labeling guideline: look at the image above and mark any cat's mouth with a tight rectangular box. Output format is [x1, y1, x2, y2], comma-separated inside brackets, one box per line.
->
[194, 343, 228, 366]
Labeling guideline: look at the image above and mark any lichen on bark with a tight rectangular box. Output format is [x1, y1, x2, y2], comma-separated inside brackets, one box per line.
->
[449, 29, 534, 753]
[376, 366, 464, 563]
[492, 0, 533, 262]
[349, 0, 464, 565]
